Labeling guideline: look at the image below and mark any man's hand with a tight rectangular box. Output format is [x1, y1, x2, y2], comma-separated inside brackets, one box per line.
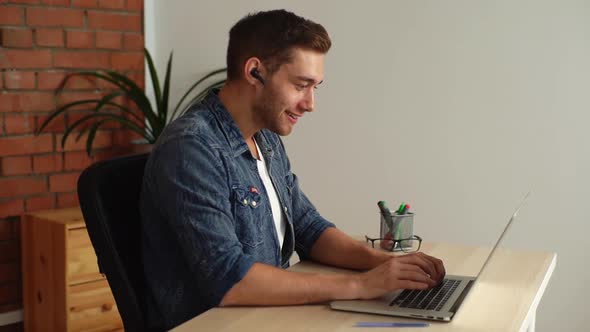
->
[222, 229, 446, 306]
[355, 252, 446, 299]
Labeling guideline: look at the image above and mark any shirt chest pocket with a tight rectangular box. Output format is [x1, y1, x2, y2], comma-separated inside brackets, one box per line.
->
[231, 186, 266, 248]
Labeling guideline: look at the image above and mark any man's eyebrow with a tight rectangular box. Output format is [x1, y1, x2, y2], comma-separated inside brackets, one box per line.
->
[295, 76, 323, 85]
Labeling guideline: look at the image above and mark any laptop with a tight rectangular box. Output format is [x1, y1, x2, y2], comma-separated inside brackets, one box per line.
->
[330, 192, 530, 322]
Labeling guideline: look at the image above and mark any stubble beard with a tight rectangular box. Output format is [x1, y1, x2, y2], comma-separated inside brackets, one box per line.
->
[254, 86, 292, 136]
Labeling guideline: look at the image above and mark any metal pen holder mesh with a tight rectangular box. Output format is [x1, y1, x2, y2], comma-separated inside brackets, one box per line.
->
[380, 212, 414, 251]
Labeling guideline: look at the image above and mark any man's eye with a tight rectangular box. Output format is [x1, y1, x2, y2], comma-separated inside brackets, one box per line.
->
[295, 84, 306, 91]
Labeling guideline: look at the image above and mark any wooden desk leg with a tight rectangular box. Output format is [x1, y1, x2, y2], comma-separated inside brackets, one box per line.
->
[526, 312, 536, 332]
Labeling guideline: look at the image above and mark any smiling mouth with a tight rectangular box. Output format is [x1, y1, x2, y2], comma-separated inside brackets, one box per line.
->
[286, 111, 301, 120]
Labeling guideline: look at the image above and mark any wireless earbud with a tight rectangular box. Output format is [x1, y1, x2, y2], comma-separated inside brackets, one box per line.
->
[250, 68, 265, 86]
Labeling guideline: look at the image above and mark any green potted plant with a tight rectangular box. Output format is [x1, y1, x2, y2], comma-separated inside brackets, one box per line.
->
[36, 48, 226, 156]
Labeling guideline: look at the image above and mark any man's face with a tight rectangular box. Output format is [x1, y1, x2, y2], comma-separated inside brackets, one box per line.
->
[253, 48, 325, 136]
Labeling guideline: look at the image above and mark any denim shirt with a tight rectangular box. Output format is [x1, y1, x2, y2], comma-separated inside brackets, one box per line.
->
[140, 91, 335, 330]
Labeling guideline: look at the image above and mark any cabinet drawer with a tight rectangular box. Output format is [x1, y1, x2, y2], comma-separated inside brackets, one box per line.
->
[68, 228, 104, 285]
[68, 279, 123, 332]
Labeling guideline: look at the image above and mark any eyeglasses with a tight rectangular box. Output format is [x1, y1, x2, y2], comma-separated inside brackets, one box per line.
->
[365, 235, 423, 253]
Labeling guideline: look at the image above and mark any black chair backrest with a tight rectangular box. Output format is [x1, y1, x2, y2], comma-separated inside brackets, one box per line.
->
[77, 153, 150, 332]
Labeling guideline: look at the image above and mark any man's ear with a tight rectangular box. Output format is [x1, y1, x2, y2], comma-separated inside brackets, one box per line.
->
[244, 57, 264, 86]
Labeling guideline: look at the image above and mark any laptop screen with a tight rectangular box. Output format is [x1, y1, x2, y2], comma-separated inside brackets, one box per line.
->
[474, 191, 531, 279]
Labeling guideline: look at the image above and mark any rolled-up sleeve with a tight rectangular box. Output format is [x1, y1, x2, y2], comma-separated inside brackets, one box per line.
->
[150, 135, 255, 306]
[289, 172, 335, 260]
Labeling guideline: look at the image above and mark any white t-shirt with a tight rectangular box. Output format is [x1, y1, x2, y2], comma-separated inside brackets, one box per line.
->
[254, 140, 286, 249]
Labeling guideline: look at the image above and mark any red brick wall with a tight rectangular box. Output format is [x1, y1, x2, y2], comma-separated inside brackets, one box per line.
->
[0, 0, 145, 327]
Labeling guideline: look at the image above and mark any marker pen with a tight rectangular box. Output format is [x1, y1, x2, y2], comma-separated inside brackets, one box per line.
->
[378, 201, 394, 232]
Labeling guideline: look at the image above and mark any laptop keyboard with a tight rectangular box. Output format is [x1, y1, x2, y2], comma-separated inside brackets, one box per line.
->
[390, 279, 461, 311]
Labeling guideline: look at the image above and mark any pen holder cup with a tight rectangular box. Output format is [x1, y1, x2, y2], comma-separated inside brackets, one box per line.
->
[379, 212, 414, 251]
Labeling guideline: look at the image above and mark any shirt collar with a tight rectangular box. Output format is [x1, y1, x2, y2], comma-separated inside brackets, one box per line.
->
[204, 90, 277, 158]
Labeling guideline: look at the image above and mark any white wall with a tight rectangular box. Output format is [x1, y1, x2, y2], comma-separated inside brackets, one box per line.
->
[146, 1, 590, 330]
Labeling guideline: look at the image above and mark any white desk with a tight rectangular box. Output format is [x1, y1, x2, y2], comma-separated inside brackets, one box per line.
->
[172, 242, 556, 332]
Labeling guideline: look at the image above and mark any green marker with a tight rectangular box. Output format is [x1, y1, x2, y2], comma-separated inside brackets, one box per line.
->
[397, 203, 406, 214]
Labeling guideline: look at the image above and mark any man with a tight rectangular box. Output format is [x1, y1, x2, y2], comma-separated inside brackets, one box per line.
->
[140, 9, 445, 330]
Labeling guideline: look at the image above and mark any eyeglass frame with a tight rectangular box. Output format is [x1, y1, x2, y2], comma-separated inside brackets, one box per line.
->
[364, 234, 423, 252]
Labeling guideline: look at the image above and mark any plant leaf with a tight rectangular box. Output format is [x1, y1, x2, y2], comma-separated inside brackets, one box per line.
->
[62, 98, 154, 138]
[93, 91, 126, 113]
[40, 71, 142, 135]
[85, 116, 154, 156]
[75, 125, 89, 142]
[144, 48, 162, 116]
[93, 97, 150, 134]
[60, 112, 150, 149]
[85, 121, 102, 157]
[102, 101, 155, 139]
[57, 93, 153, 140]
[171, 68, 226, 120]
[57, 71, 133, 95]
[160, 51, 173, 122]
[36, 99, 99, 135]
[89, 92, 149, 131]
[105, 70, 162, 134]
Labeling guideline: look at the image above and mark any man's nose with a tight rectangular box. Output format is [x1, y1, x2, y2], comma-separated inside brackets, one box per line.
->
[301, 89, 315, 112]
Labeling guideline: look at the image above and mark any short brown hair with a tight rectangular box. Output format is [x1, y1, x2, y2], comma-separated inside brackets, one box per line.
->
[226, 9, 331, 80]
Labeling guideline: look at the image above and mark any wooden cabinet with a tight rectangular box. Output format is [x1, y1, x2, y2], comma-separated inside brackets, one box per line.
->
[22, 208, 123, 332]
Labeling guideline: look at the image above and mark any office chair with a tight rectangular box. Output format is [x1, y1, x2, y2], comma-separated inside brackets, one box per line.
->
[78, 153, 160, 332]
